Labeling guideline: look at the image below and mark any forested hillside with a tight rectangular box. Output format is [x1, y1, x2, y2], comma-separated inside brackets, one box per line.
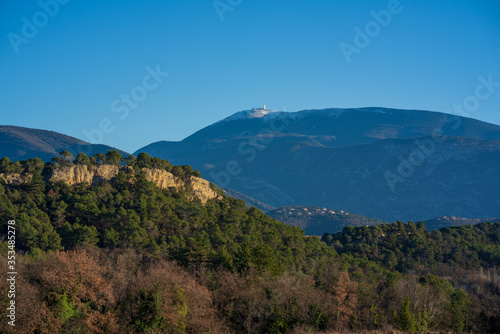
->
[0, 152, 499, 333]
[0, 152, 324, 274]
[322, 221, 500, 271]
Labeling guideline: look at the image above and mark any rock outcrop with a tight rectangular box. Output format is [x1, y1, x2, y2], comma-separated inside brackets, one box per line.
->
[138, 169, 220, 203]
[188, 176, 220, 204]
[140, 168, 220, 204]
[0, 173, 32, 185]
[1, 165, 220, 204]
[141, 168, 182, 189]
[42, 164, 220, 204]
[48, 165, 119, 185]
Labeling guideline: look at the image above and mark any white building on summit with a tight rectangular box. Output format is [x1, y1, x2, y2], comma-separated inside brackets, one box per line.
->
[252, 104, 267, 111]
[246, 105, 274, 118]
[223, 105, 281, 121]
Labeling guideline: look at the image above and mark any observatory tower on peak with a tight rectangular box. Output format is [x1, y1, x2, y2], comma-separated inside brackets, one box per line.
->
[252, 104, 267, 111]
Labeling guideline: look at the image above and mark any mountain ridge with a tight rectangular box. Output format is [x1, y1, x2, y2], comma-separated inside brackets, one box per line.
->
[0, 125, 127, 162]
[135, 107, 500, 221]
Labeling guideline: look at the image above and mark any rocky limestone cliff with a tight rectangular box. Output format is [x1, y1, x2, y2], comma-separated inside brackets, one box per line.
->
[1, 165, 220, 204]
[188, 176, 221, 204]
[141, 168, 183, 189]
[0, 173, 32, 185]
[139, 168, 220, 204]
[43, 165, 220, 204]
[48, 165, 119, 186]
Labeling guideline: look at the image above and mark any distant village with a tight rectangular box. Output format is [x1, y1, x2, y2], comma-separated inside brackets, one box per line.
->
[274, 206, 349, 216]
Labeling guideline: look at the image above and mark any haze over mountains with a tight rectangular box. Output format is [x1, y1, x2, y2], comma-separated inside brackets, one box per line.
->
[135, 107, 500, 222]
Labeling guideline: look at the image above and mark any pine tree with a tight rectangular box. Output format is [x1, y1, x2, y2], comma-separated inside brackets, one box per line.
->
[393, 296, 416, 333]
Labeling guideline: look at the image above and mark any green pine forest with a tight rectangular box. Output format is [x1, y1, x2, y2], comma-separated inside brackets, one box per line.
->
[0, 151, 499, 333]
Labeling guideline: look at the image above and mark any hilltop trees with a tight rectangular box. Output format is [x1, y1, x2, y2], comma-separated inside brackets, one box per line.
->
[0, 150, 203, 182]
[0, 157, 10, 172]
[73, 152, 91, 166]
[59, 150, 73, 162]
[136, 152, 151, 167]
[105, 150, 123, 165]
[94, 153, 106, 164]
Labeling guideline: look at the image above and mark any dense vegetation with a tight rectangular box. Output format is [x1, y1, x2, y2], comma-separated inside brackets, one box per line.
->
[322, 221, 500, 271]
[0, 152, 499, 333]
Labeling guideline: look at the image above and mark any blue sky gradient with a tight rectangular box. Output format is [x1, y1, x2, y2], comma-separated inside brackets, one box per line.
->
[1, 0, 499, 152]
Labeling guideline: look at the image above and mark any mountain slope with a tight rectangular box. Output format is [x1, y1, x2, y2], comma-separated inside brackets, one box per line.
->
[138, 107, 500, 156]
[222, 187, 276, 212]
[135, 107, 500, 222]
[0, 125, 126, 161]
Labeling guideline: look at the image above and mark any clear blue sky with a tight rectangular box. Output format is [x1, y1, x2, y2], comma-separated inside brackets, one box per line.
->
[1, 0, 499, 153]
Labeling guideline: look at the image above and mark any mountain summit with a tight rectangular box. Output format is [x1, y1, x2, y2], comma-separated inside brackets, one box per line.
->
[223, 106, 281, 121]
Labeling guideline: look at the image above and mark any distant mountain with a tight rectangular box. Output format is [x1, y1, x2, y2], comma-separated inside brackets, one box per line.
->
[0, 125, 127, 161]
[267, 205, 387, 235]
[135, 107, 500, 222]
[139, 107, 500, 154]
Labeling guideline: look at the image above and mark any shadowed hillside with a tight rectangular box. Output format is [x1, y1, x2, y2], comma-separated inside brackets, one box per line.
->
[0, 125, 126, 162]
